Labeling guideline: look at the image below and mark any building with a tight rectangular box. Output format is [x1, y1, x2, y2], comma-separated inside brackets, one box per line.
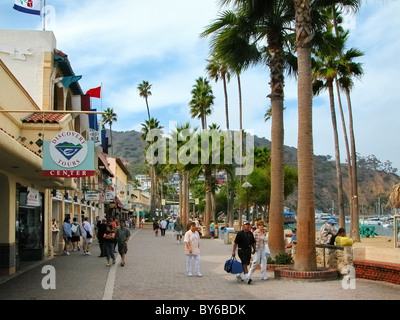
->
[0, 29, 112, 275]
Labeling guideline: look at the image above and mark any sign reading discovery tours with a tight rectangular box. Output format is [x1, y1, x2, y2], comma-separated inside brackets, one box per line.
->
[42, 131, 95, 177]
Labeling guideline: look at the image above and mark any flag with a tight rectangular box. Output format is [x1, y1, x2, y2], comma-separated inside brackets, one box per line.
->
[55, 76, 82, 88]
[13, 0, 42, 16]
[86, 86, 101, 98]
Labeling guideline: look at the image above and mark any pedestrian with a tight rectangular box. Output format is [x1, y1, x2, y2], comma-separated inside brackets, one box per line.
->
[97, 218, 107, 257]
[209, 220, 216, 239]
[334, 228, 354, 247]
[71, 217, 81, 252]
[173, 216, 184, 244]
[160, 219, 168, 236]
[81, 217, 93, 255]
[62, 216, 72, 255]
[184, 222, 202, 277]
[103, 224, 116, 266]
[285, 228, 297, 252]
[246, 220, 268, 283]
[232, 221, 255, 283]
[116, 220, 131, 266]
[317, 219, 338, 244]
[94, 216, 100, 240]
[153, 219, 160, 236]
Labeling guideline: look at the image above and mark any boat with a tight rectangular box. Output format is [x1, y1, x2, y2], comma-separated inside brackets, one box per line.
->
[360, 217, 382, 226]
[284, 211, 297, 224]
[315, 213, 337, 223]
[382, 217, 394, 228]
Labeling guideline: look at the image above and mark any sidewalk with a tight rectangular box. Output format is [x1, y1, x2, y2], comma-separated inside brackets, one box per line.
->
[0, 228, 399, 300]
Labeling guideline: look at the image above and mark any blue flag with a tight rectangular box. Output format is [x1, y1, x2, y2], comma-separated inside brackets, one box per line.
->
[13, 0, 42, 16]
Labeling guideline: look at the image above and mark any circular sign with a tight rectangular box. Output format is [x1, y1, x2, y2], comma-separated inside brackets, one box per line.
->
[49, 131, 88, 168]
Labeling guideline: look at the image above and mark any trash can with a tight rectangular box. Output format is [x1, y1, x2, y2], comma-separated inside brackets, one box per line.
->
[218, 226, 226, 239]
[224, 228, 235, 244]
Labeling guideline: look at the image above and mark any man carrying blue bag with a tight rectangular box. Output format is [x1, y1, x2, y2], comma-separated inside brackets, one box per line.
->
[232, 221, 255, 283]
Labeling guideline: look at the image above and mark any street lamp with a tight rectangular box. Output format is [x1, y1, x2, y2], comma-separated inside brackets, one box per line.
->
[241, 181, 252, 221]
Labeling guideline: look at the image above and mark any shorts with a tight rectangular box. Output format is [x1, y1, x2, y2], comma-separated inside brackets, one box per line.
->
[82, 237, 93, 244]
[71, 235, 80, 243]
[238, 248, 252, 265]
[174, 231, 183, 236]
[118, 242, 128, 255]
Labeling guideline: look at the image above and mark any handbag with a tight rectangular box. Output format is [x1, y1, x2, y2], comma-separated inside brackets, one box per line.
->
[83, 222, 92, 238]
[224, 256, 243, 274]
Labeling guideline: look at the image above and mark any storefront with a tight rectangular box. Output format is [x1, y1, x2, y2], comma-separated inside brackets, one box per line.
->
[16, 185, 44, 262]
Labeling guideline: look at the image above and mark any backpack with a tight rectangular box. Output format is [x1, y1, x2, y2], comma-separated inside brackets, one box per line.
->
[71, 224, 78, 235]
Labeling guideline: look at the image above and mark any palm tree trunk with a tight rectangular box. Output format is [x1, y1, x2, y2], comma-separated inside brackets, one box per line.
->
[267, 44, 285, 258]
[346, 88, 360, 241]
[327, 80, 345, 229]
[335, 77, 352, 230]
[293, 0, 317, 271]
[204, 164, 212, 237]
[179, 171, 183, 219]
[150, 164, 158, 216]
[145, 98, 151, 121]
[223, 75, 229, 130]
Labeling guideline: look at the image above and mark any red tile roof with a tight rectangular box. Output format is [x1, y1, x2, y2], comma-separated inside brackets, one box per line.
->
[22, 113, 67, 124]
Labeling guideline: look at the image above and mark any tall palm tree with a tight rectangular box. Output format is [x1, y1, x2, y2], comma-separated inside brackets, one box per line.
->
[141, 117, 163, 217]
[137, 80, 152, 121]
[188, 80, 215, 236]
[189, 77, 214, 130]
[293, 0, 360, 270]
[337, 47, 364, 241]
[312, 31, 346, 230]
[206, 55, 231, 130]
[101, 107, 117, 157]
[204, 0, 296, 257]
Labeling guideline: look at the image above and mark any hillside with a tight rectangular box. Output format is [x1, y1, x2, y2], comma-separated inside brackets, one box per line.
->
[110, 129, 400, 214]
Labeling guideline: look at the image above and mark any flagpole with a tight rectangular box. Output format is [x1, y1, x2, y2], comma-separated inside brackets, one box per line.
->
[42, 0, 46, 31]
[100, 82, 103, 111]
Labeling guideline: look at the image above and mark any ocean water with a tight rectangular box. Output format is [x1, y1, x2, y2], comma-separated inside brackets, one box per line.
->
[286, 221, 395, 237]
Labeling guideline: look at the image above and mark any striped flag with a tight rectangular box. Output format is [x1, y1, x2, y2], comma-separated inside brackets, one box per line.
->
[13, 0, 42, 16]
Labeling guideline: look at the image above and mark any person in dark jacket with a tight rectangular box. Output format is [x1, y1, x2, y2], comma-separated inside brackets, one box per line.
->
[97, 218, 107, 257]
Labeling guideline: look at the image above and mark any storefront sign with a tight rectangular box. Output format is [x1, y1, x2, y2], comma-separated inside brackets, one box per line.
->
[27, 187, 41, 206]
[42, 131, 95, 177]
[85, 190, 99, 201]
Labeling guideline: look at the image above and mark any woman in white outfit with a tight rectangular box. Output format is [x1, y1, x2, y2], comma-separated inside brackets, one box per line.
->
[247, 220, 268, 283]
[184, 222, 202, 277]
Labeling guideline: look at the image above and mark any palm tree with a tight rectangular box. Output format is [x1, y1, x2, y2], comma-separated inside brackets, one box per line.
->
[206, 55, 231, 130]
[101, 107, 117, 157]
[189, 77, 214, 130]
[312, 31, 346, 230]
[137, 80, 152, 121]
[141, 117, 163, 217]
[204, 0, 296, 257]
[188, 78, 215, 236]
[337, 47, 364, 241]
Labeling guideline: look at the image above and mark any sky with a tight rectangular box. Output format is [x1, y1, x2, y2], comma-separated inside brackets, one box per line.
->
[1, 0, 399, 172]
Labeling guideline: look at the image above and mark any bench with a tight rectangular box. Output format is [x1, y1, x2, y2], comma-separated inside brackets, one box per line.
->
[359, 225, 376, 238]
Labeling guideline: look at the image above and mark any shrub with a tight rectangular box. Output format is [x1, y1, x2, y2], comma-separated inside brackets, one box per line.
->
[267, 252, 293, 265]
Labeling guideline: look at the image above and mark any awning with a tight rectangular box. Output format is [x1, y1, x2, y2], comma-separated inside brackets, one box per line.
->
[98, 152, 114, 177]
[115, 196, 123, 208]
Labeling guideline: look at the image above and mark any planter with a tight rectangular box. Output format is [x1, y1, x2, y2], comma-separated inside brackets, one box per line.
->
[267, 264, 293, 271]
[274, 267, 338, 281]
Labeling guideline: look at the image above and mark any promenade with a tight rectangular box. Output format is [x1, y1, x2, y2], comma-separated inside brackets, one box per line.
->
[0, 228, 399, 302]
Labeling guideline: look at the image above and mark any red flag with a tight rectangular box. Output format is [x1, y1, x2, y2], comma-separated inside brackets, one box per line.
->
[86, 86, 101, 98]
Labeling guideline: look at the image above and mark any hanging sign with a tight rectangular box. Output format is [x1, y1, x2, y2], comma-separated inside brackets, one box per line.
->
[42, 131, 95, 177]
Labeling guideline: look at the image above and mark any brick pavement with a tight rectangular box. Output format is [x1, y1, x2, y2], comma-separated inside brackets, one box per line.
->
[0, 228, 399, 301]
